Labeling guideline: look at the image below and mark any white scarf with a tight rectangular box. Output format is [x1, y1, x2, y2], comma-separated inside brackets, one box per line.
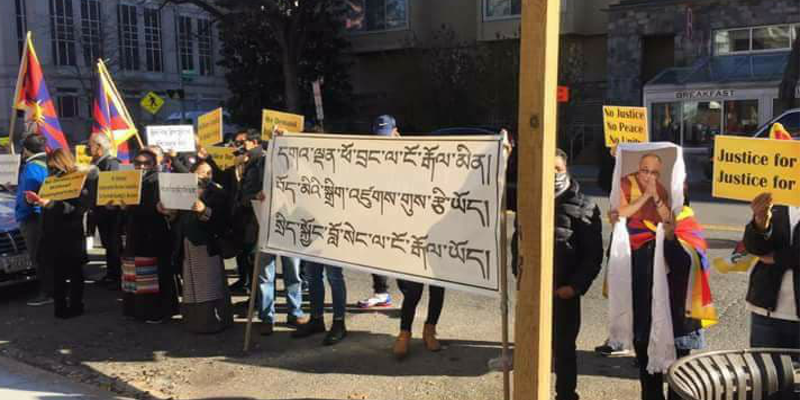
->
[607, 142, 685, 374]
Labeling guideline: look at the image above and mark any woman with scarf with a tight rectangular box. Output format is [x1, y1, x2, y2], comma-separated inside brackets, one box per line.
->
[121, 148, 179, 323]
[608, 145, 716, 400]
[160, 160, 233, 333]
[26, 149, 91, 319]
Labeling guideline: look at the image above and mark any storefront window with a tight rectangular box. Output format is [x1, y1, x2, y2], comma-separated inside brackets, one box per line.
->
[682, 101, 721, 146]
[714, 29, 750, 55]
[752, 25, 792, 51]
[651, 102, 681, 144]
[723, 100, 759, 135]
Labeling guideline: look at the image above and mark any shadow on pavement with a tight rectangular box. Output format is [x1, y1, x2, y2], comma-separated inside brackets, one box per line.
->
[576, 350, 638, 380]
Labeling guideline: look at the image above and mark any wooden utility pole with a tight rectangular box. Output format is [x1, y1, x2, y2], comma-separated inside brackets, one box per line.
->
[513, 0, 561, 399]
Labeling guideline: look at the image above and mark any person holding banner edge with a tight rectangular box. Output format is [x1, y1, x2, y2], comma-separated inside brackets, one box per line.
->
[239, 129, 308, 335]
[26, 148, 91, 318]
[357, 115, 399, 309]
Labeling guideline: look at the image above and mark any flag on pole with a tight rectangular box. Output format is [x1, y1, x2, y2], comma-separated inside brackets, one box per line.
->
[12, 32, 68, 150]
[92, 60, 139, 163]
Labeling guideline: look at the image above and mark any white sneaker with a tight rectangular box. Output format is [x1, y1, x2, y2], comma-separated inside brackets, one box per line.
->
[357, 293, 392, 308]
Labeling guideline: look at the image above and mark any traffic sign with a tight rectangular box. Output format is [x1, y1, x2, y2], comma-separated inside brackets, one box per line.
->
[141, 91, 165, 115]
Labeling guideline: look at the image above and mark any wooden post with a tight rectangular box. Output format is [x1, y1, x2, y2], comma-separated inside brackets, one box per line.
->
[513, 0, 561, 399]
[243, 251, 263, 352]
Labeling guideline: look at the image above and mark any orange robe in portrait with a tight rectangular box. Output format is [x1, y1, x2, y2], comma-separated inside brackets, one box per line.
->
[620, 173, 669, 224]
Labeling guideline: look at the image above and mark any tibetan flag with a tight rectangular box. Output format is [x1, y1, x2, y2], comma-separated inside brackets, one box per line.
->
[92, 60, 138, 163]
[674, 207, 718, 328]
[769, 122, 793, 141]
[13, 32, 68, 150]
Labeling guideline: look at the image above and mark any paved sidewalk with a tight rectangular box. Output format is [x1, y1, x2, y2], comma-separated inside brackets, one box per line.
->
[0, 356, 128, 400]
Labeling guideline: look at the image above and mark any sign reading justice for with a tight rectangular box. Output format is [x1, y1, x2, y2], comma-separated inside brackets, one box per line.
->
[713, 136, 800, 206]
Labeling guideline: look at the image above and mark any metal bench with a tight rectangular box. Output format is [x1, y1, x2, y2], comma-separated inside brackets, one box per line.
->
[667, 349, 800, 400]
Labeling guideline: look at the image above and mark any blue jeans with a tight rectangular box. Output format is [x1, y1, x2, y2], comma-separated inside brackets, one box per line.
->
[305, 262, 347, 320]
[750, 312, 800, 349]
[257, 253, 304, 323]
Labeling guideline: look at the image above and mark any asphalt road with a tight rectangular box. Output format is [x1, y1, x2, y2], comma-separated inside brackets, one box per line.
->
[0, 185, 754, 400]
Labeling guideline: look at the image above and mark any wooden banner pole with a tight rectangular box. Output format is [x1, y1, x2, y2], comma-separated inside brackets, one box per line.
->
[513, 0, 561, 399]
[243, 250, 263, 353]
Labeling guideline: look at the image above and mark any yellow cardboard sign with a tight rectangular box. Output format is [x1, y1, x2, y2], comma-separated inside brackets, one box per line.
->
[712, 136, 800, 206]
[206, 146, 236, 170]
[603, 106, 649, 147]
[38, 172, 88, 201]
[262, 109, 304, 141]
[75, 145, 92, 167]
[198, 108, 223, 147]
[97, 170, 143, 206]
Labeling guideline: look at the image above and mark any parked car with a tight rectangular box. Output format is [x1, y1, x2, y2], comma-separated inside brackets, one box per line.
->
[0, 188, 35, 288]
[429, 126, 518, 211]
[703, 108, 800, 180]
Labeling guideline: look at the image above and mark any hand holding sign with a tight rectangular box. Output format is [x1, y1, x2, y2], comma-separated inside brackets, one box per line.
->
[750, 192, 773, 231]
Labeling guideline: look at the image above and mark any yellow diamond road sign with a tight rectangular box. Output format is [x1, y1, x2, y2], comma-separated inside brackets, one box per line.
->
[141, 92, 164, 115]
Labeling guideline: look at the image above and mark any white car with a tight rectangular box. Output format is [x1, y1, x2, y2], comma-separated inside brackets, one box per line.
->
[0, 189, 35, 287]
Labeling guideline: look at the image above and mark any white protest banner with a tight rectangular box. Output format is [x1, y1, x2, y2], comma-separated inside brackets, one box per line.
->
[259, 134, 507, 296]
[0, 154, 20, 186]
[158, 173, 197, 210]
[146, 125, 195, 153]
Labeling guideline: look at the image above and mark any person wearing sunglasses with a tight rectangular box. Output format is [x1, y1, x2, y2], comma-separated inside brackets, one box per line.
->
[120, 149, 179, 324]
[617, 153, 671, 225]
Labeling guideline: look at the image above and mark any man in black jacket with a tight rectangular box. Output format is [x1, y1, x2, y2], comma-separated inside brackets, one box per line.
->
[87, 133, 122, 289]
[237, 130, 307, 335]
[743, 193, 800, 349]
[552, 148, 603, 400]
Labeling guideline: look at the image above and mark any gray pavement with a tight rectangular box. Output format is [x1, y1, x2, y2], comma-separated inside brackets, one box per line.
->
[0, 355, 127, 400]
[0, 185, 757, 400]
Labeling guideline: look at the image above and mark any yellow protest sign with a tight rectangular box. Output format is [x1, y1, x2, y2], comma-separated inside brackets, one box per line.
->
[75, 145, 92, 167]
[97, 170, 143, 206]
[38, 172, 87, 201]
[603, 106, 649, 147]
[206, 146, 236, 170]
[198, 108, 223, 147]
[712, 136, 800, 206]
[262, 109, 304, 141]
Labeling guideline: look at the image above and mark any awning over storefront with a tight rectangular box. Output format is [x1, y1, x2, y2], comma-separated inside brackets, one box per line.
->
[648, 53, 790, 87]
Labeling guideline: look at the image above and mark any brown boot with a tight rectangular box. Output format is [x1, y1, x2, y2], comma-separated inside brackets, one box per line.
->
[423, 324, 441, 352]
[393, 330, 412, 360]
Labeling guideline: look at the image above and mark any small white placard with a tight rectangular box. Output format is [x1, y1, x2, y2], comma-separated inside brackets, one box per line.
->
[146, 125, 196, 153]
[158, 173, 197, 211]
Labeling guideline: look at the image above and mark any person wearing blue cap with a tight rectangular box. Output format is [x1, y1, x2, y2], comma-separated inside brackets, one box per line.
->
[357, 115, 398, 309]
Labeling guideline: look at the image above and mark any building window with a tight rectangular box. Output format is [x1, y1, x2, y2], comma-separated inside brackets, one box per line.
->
[58, 95, 79, 118]
[80, 0, 102, 66]
[15, 0, 27, 58]
[143, 8, 163, 72]
[178, 16, 195, 73]
[50, 0, 77, 66]
[715, 24, 799, 56]
[484, 0, 521, 20]
[346, 0, 408, 32]
[197, 18, 213, 76]
[723, 100, 759, 136]
[118, 4, 140, 71]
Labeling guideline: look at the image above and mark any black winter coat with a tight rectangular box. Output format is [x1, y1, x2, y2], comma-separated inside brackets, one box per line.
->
[553, 180, 604, 295]
[39, 172, 91, 265]
[171, 182, 229, 266]
[123, 171, 172, 259]
[743, 205, 800, 318]
[235, 147, 266, 245]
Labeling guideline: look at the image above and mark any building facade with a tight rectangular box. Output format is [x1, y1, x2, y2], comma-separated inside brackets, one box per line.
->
[608, 0, 800, 150]
[343, 0, 613, 153]
[0, 0, 228, 144]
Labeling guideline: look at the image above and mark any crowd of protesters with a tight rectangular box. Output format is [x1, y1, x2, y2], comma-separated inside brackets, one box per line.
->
[11, 114, 799, 400]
